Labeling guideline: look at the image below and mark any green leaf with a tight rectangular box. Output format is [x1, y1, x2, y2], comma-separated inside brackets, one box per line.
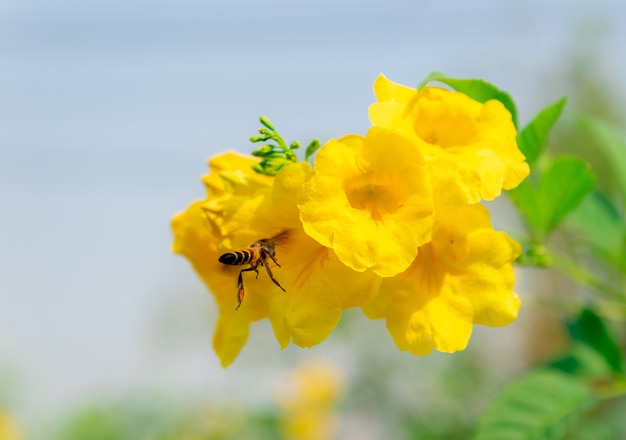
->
[416, 70, 447, 90]
[566, 191, 626, 271]
[549, 342, 616, 377]
[574, 114, 626, 208]
[509, 157, 595, 240]
[566, 411, 625, 440]
[473, 370, 596, 440]
[434, 77, 518, 128]
[517, 97, 567, 166]
[567, 308, 623, 374]
[508, 179, 540, 232]
[537, 156, 595, 234]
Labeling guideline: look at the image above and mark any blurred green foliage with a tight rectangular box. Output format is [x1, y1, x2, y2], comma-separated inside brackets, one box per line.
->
[52, 396, 281, 440]
[471, 68, 626, 439]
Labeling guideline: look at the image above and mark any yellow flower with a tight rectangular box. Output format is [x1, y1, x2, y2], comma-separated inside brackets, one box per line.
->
[172, 154, 379, 366]
[0, 411, 21, 440]
[298, 127, 435, 277]
[276, 359, 344, 440]
[201, 151, 276, 248]
[369, 74, 530, 206]
[363, 204, 521, 355]
[268, 162, 381, 349]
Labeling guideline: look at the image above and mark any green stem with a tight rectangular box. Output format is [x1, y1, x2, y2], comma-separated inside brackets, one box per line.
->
[548, 249, 626, 302]
[523, 296, 626, 321]
[270, 131, 289, 151]
[594, 378, 626, 401]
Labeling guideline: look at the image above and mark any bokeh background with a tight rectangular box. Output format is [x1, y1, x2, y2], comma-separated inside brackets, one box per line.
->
[2, 0, 625, 437]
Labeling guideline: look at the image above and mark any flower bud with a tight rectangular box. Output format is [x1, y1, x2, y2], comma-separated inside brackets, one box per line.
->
[259, 115, 275, 131]
[251, 145, 274, 156]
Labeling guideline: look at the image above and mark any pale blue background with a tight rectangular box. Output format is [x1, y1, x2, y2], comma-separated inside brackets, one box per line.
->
[1, 0, 625, 423]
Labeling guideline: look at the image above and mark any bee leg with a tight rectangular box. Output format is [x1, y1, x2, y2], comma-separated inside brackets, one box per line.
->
[236, 267, 257, 310]
[263, 263, 286, 292]
[267, 253, 282, 268]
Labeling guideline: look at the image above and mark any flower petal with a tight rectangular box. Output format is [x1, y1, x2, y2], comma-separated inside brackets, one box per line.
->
[462, 231, 522, 326]
[299, 128, 435, 277]
[370, 76, 530, 205]
[367, 204, 522, 355]
[213, 312, 251, 367]
[385, 280, 474, 355]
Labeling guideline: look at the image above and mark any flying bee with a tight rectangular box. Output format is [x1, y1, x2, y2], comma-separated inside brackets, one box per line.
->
[218, 231, 288, 310]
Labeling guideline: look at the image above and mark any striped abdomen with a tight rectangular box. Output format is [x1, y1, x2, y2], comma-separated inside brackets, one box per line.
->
[219, 249, 257, 266]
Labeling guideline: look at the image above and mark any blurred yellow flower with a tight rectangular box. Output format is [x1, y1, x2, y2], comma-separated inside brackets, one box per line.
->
[172, 154, 379, 367]
[369, 74, 530, 206]
[299, 127, 435, 277]
[0, 411, 21, 440]
[363, 204, 521, 355]
[276, 360, 344, 440]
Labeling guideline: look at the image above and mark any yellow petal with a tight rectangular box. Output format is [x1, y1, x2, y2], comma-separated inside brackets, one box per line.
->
[370, 76, 530, 205]
[201, 151, 263, 196]
[274, 161, 382, 348]
[172, 162, 285, 366]
[367, 204, 522, 355]
[372, 73, 416, 103]
[213, 312, 251, 367]
[299, 174, 349, 249]
[285, 294, 342, 348]
[299, 127, 435, 277]
[277, 227, 381, 347]
[385, 278, 474, 355]
[462, 231, 522, 326]
[273, 162, 315, 227]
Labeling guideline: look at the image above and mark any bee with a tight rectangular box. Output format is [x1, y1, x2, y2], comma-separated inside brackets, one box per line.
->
[218, 231, 288, 310]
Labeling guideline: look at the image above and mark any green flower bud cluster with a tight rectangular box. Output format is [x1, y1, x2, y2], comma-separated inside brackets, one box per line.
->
[250, 116, 320, 176]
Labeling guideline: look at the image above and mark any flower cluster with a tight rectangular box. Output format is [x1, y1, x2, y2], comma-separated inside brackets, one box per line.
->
[172, 74, 529, 366]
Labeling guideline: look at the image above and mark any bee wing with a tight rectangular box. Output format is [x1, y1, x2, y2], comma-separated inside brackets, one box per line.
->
[270, 229, 291, 248]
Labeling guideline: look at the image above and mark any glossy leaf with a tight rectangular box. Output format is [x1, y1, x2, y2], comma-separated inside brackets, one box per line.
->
[567, 308, 623, 373]
[566, 412, 625, 440]
[517, 97, 567, 166]
[566, 191, 626, 271]
[537, 156, 595, 234]
[509, 157, 595, 239]
[549, 342, 615, 377]
[508, 180, 540, 233]
[473, 369, 595, 440]
[575, 114, 626, 209]
[416, 70, 447, 90]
